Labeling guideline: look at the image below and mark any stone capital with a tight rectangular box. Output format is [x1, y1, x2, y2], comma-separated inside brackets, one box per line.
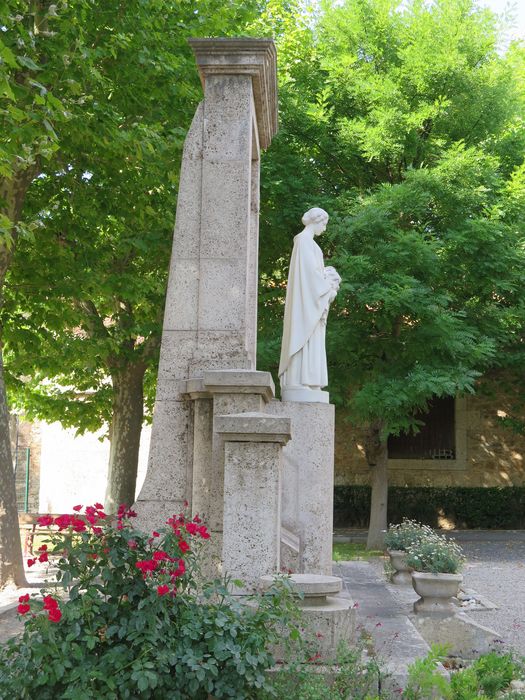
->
[181, 369, 275, 403]
[188, 37, 278, 149]
[215, 412, 291, 444]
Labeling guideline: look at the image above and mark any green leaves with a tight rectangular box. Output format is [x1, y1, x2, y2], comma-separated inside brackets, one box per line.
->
[258, 0, 525, 446]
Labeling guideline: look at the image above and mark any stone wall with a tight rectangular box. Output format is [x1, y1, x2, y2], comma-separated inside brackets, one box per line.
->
[335, 381, 525, 488]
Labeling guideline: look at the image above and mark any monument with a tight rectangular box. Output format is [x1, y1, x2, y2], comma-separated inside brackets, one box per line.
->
[279, 207, 341, 405]
[135, 37, 355, 657]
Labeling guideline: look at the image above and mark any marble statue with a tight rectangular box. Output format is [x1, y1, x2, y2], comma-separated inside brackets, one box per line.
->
[278, 207, 341, 403]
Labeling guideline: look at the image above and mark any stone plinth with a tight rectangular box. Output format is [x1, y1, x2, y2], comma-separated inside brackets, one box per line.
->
[217, 412, 291, 588]
[268, 400, 335, 575]
[413, 613, 502, 659]
[260, 574, 356, 661]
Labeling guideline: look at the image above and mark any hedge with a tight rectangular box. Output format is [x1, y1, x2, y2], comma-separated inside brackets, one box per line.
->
[334, 486, 525, 529]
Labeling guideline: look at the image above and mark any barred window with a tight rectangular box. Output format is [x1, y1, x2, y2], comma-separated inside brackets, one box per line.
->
[387, 396, 456, 460]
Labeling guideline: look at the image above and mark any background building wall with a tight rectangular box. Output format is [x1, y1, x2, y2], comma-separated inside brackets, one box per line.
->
[37, 423, 150, 512]
[335, 389, 525, 488]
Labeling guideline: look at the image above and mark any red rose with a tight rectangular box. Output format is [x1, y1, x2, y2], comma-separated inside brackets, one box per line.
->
[72, 505, 82, 512]
[127, 539, 137, 549]
[17, 603, 30, 615]
[152, 531, 160, 538]
[27, 558, 37, 567]
[135, 560, 157, 573]
[178, 540, 190, 553]
[185, 522, 198, 535]
[93, 527, 103, 536]
[38, 544, 48, 552]
[72, 518, 87, 532]
[198, 526, 210, 539]
[171, 559, 186, 578]
[54, 514, 73, 530]
[157, 585, 170, 596]
[43, 595, 58, 610]
[38, 551, 49, 563]
[94, 503, 104, 510]
[153, 550, 169, 562]
[48, 607, 62, 623]
[18, 593, 30, 603]
[37, 515, 53, 527]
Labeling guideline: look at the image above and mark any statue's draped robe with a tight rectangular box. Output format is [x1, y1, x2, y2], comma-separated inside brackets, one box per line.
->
[279, 231, 333, 389]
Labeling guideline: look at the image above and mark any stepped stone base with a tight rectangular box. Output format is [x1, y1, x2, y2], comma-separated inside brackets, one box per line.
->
[413, 612, 503, 659]
[260, 574, 356, 661]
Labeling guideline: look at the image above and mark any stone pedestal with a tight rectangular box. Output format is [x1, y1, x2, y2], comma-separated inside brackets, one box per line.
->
[268, 400, 335, 575]
[216, 413, 291, 588]
[260, 574, 356, 661]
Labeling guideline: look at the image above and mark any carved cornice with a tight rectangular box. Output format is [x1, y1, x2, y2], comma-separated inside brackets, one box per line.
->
[188, 38, 278, 149]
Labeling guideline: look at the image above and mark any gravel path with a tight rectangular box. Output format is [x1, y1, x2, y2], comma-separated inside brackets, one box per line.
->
[454, 531, 525, 657]
[363, 530, 525, 657]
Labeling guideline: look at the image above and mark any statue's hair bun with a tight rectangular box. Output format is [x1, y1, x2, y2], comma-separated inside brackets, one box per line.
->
[302, 207, 329, 226]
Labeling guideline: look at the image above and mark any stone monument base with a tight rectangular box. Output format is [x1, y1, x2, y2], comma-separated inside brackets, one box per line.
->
[413, 612, 502, 659]
[260, 574, 356, 661]
[268, 400, 335, 575]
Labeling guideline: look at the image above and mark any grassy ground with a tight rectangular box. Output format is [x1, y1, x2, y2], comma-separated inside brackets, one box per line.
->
[332, 542, 384, 561]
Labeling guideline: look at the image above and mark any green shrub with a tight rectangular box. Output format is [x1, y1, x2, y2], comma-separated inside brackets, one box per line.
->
[264, 641, 382, 700]
[0, 504, 301, 699]
[472, 653, 519, 698]
[401, 648, 523, 700]
[334, 486, 525, 529]
[402, 644, 452, 700]
[450, 667, 488, 700]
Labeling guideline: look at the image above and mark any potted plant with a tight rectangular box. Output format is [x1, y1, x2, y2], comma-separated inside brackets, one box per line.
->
[406, 531, 465, 615]
[384, 519, 430, 584]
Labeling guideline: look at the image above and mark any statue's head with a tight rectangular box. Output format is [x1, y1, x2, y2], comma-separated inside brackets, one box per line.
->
[302, 207, 329, 235]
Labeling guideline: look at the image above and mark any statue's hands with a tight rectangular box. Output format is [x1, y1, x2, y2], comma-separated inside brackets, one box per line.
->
[324, 265, 341, 291]
[325, 266, 340, 306]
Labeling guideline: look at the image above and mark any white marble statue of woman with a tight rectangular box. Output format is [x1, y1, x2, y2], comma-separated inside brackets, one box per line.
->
[278, 207, 341, 403]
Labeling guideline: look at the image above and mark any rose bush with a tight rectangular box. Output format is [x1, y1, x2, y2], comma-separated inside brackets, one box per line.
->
[0, 504, 301, 699]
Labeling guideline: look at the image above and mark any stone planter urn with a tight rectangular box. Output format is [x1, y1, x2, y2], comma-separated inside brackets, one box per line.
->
[412, 571, 463, 615]
[388, 549, 412, 584]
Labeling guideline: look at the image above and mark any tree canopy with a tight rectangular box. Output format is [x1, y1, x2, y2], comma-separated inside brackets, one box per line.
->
[257, 0, 525, 546]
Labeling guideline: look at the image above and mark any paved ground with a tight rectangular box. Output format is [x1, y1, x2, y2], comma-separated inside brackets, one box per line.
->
[337, 529, 525, 657]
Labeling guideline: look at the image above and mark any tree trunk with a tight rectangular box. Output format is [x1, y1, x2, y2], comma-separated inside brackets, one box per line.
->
[105, 363, 146, 514]
[0, 171, 36, 588]
[0, 350, 27, 587]
[364, 422, 389, 551]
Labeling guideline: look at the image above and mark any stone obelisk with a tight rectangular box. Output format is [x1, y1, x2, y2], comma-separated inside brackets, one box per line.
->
[136, 40, 279, 530]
